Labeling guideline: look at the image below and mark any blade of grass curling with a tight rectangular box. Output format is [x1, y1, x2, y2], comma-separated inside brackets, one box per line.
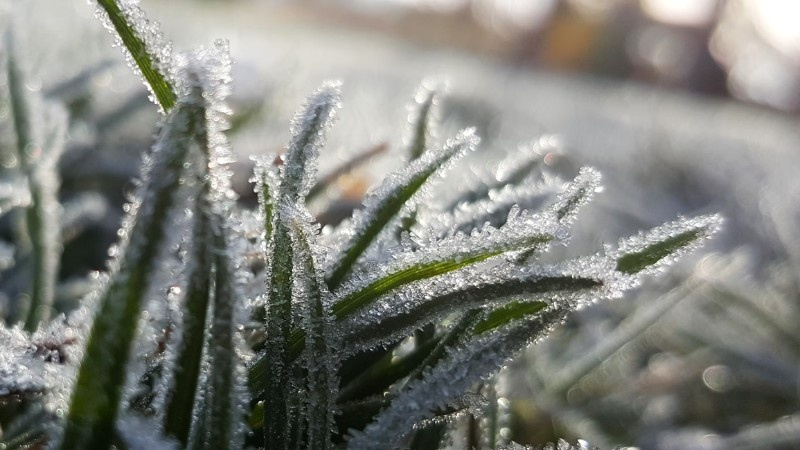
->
[92, 0, 176, 111]
[60, 95, 202, 449]
[289, 209, 336, 450]
[613, 214, 723, 275]
[261, 84, 340, 449]
[4, 32, 64, 331]
[326, 128, 479, 290]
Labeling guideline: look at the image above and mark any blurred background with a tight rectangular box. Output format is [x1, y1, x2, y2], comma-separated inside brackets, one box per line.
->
[14, 0, 800, 448]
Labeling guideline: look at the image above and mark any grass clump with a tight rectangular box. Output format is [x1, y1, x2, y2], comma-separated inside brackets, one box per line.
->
[0, 1, 721, 449]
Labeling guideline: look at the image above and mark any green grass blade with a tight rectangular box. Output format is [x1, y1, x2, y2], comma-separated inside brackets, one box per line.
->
[163, 192, 212, 445]
[614, 214, 723, 275]
[406, 82, 441, 161]
[337, 338, 439, 403]
[473, 301, 547, 335]
[190, 215, 243, 450]
[60, 99, 200, 449]
[344, 272, 602, 352]
[4, 34, 64, 331]
[280, 82, 340, 204]
[93, 0, 176, 111]
[290, 211, 336, 450]
[326, 129, 479, 289]
[332, 210, 557, 320]
[262, 213, 295, 449]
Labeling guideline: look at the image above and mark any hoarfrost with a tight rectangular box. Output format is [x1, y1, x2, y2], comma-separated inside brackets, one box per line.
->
[331, 207, 564, 322]
[287, 205, 338, 449]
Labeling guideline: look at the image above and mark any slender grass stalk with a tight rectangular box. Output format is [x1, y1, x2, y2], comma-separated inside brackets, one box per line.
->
[5, 32, 61, 332]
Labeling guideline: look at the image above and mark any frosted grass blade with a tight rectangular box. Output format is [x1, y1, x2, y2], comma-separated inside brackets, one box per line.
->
[162, 194, 212, 445]
[336, 338, 439, 403]
[347, 307, 569, 449]
[262, 210, 295, 449]
[326, 129, 479, 289]
[613, 214, 723, 275]
[406, 81, 441, 161]
[289, 210, 336, 450]
[252, 156, 280, 249]
[92, 0, 176, 111]
[551, 167, 601, 224]
[332, 209, 560, 320]
[473, 300, 547, 335]
[280, 82, 341, 204]
[61, 98, 201, 449]
[343, 265, 603, 352]
[191, 215, 245, 450]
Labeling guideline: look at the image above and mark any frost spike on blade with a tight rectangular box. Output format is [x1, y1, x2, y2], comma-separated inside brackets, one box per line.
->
[60, 94, 202, 450]
[326, 128, 479, 290]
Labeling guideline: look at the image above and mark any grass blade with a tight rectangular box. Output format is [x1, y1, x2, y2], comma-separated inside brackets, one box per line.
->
[190, 215, 244, 450]
[262, 211, 295, 449]
[326, 129, 479, 289]
[280, 82, 341, 204]
[162, 193, 212, 445]
[4, 33, 65, 331]
[332, 209, 559, 320]
[289, 210, 336, 450]
[93, 0, 176, 111]
[614, 214, 723, 275]
[61, 97, 201, 449]
[406, 81, 441, 161]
